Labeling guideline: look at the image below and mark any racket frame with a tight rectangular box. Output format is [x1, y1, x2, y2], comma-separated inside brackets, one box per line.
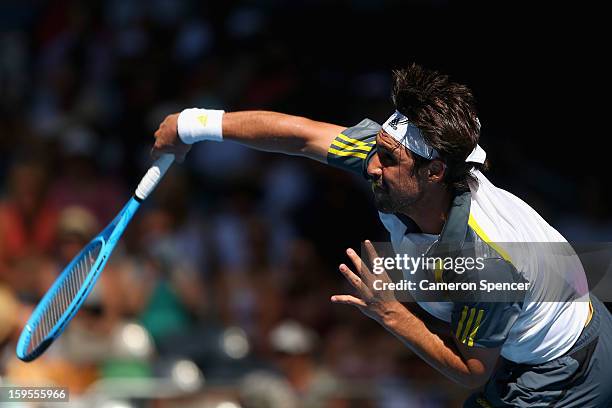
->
[16, 197, 140, 361]
[16, 154, 173, 362]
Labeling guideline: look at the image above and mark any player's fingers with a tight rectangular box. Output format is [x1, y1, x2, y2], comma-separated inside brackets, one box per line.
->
[330, 294, 368, 308]
[151, 146, 166, 159]
[364, 239, 392, 280]
[364, 240, 380, 265]
[152, 143, 190, 163]
[338, 263, 368, 292]
[151, 145, 175, 161]
[346, 248, 371, 277]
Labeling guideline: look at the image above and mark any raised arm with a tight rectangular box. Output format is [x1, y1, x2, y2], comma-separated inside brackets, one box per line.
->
[152, 109, 345, 163]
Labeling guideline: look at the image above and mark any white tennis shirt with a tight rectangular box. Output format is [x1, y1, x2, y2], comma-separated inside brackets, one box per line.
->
[379, 170, 590, 364]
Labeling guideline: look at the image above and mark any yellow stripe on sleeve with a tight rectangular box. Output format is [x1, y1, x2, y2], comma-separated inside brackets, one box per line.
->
[467, 309, 485, 347]
[337, 133, 375, 147]
[328, 148, 368, 160]
[460, 307, 477, 344]
[330, 140, 373, 152]
[455, 306, 468, 340]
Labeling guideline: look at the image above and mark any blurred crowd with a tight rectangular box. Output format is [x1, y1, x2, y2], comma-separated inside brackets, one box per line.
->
[0, 1, 610, 407]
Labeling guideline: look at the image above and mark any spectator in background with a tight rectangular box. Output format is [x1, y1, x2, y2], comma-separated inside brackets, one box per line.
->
[239, 370, 299, 408]
[0, 284, 20, 381]
[147, 167, 210, 275]
[0, 159, 57, 284]
[53, 205, 124, 363]
[44, 125, 125, 225]
[54, 205, 98, 264]
[269, 320, 347, 408]
[214, 210, 285, 353]
[4, 205, 118, 393]
[134, 204, 208, 345]
[282, 239, 337, 334]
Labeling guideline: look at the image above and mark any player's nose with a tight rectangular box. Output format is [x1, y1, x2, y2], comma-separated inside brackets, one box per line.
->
[366, 152, 383, 180]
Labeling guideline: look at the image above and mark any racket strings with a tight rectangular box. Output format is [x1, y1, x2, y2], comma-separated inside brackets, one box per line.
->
[28, 242, 102, 354]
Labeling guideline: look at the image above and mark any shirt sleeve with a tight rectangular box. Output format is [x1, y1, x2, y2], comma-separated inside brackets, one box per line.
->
[326, 118, 380, 177]
[449, 258, 523, 348]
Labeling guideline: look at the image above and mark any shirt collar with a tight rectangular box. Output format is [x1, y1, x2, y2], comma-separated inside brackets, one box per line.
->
[399, 190, 471, 248]
[438, 190, 471, 248]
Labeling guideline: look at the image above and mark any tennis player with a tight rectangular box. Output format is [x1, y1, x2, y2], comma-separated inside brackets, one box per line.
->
[152, 64, 612, 407]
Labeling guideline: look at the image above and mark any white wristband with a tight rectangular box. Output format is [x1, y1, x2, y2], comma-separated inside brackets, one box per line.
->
[177, 108, 224, 144]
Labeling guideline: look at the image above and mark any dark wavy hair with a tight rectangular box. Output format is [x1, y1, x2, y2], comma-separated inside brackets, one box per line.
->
[391, 63, 486, 193]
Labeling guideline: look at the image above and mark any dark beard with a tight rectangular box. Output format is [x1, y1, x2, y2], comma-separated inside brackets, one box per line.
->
[371, 182, 424, 214]
[372, 187, 395, 213]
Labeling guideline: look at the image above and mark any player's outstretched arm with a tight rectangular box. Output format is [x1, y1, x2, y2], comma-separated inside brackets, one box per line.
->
[152, 109, 344, 163]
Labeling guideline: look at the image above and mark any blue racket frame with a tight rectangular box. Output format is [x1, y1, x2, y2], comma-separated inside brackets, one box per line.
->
[16, 197, 141, 361]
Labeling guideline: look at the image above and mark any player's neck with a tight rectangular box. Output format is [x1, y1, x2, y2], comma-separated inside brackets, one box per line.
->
[402, 187, 452, 235]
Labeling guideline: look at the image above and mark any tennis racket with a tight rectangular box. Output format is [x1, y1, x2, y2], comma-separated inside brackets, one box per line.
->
[16, 154, 175, 362]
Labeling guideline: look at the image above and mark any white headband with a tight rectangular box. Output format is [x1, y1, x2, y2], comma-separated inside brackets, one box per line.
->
[381, 110, 486, 164]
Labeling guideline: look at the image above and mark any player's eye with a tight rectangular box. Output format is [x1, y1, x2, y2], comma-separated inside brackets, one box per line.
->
[379, 151, 396, 166]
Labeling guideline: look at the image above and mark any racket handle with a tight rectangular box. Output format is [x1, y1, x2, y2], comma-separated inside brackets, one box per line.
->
[135, 154, 175, 200]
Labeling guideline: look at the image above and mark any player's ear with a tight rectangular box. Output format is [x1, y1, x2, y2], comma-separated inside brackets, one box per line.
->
[427, 160, 446, 183]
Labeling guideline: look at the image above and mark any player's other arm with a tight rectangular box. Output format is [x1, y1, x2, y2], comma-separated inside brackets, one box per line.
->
[152, 110, 344, 163]
[335, 243, 514, 389]
[378, 302, 501, 389]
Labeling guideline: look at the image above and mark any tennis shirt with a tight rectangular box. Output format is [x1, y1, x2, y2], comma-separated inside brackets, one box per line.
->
[327, 118, 591, 365]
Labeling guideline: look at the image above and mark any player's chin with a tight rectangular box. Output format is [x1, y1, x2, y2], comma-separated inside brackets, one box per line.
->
[372, 193, 394, 213]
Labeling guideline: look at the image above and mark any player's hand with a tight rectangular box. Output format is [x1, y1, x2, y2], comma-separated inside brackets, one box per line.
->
[152, 113, 191, 163]
[331, 240, 400, 324]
